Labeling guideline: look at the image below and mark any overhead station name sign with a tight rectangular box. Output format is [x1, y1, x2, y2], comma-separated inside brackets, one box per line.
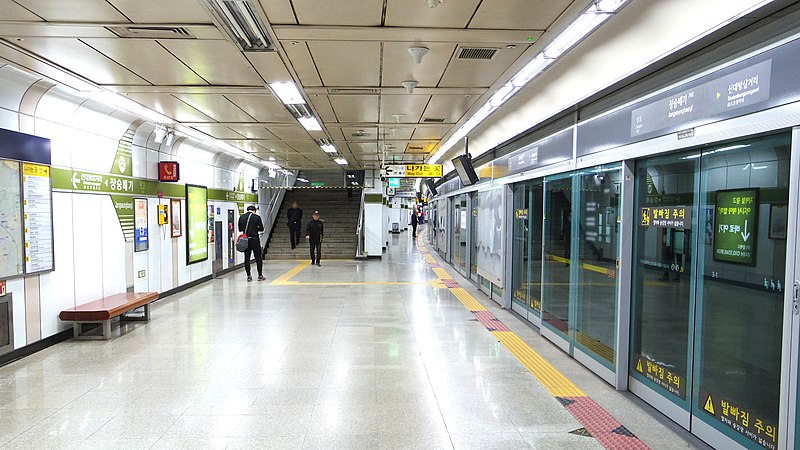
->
[631, 60, 772, 138]
[382, 164, 442, 178]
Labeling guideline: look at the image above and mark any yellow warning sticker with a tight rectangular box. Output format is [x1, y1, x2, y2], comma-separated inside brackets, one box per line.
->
[636, 359, 643, 373]
[704, 394, 715, 415]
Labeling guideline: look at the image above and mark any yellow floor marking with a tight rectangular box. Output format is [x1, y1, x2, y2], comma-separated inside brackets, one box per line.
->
[450, 288, 487, 311]
[493, 331, 587, 398]
[433, 267, 452, 279]
[270, 261, 311, 285]
[276, 281, 427, 286]
[548, 254, 614, 275]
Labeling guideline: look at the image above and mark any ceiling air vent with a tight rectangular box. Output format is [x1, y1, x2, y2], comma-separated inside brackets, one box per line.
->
[108, 26, 195, 39]
[457, 47, 499, 60]
[351, 130, 372, 138]
[421, 117, 445, 123]
[406, 146, 428, 154]
[327, 88, 381, 95]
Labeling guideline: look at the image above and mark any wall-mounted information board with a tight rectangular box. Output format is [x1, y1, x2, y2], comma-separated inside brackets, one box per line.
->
[713, 189, 758, 265]
[0, 129, 53, 279]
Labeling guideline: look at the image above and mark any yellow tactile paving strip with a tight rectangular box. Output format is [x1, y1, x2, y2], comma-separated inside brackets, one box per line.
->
[270, 261, 311, 285]
[450, 287, 487, 312]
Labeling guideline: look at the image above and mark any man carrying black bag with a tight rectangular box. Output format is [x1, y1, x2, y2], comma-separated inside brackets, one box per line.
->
[238, 205, 265, 282]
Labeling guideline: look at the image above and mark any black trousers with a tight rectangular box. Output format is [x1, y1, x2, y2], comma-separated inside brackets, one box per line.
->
[289, 224, 301, 248]
[412, 223, 418, 237]
[309, 240, 322, 264]
[244, 237, 263, 277]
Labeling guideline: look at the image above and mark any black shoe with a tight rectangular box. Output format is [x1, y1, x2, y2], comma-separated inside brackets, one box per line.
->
[316, 263, 321, 267]
[291, 245, 295, 249]
[247, 276, 253, 282]
[258, 276, 266, 281]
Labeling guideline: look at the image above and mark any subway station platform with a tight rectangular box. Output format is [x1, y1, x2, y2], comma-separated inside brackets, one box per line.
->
[0, 230, 707, 449]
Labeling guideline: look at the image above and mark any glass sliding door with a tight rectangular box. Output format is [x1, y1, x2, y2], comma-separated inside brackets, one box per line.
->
[511, 180, 544, 323]
[574, 164, 622, 369]
[630, 133, 792, 449]
[692, 134, 790, 449]
[542, 174, 574, 348]
[452, 194, 468, 275]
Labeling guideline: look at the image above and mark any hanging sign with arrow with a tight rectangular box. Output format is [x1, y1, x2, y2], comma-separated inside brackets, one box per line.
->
[713, 188, 759, 265]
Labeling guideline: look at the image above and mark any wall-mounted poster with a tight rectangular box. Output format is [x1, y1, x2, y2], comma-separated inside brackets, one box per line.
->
[476, 187, 505, 285]
[133, 198, 148, 252]
[186, 184, 208, 265]
[171, 199, 182, 238]
[769, 203, 788, 240]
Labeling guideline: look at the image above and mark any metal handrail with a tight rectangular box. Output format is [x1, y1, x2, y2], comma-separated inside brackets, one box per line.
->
[261, 170, 297, 245]
[355, 188, 367, 258]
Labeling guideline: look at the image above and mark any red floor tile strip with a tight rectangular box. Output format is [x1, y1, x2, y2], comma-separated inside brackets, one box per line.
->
[561, 396, 650, 449]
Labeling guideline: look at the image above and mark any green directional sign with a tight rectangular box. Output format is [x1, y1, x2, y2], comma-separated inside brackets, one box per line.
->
[713, 189, 758, 265]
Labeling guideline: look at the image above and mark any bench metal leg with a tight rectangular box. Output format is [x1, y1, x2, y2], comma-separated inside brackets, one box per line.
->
[120, 303, 150, 322]
[73, 320, 111, 340]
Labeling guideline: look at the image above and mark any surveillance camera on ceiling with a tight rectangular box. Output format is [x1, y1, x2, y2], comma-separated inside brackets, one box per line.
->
[427, 0, 443, 8]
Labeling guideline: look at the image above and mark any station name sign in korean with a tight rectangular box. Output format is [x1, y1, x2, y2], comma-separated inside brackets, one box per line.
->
[382, 164, 442, 178]
[714, 189, 758, 265]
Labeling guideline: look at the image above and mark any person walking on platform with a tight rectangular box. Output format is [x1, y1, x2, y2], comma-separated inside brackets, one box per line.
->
[306, 210, 324, 267]
[239, 205, 265, 282]
[287, 200, 303, 249]
[411, 211, 419, 238]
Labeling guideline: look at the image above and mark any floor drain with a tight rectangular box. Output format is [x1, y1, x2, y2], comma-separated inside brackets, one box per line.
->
[569, 427, 592, 437]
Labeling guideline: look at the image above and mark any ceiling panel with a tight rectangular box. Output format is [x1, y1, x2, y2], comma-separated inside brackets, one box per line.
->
[384, 0, 481, 28]
[341, 127, 378, 141]
[82, 39, 207, 85]
[282, 42, 322, 86]
[347, 143, 378, 154]
[14, 0, 128, 21]
[470, 0, 571, 30]
[381, 127, 414, 141]
[307, 41, 380, 87]
[0, 1, 44, 20]
[258, 0, 297, 24]
[108, 0, 212, 23]
[411, 126, 449, 140]
[292, 0, 382, 26]
[422, 94, 480, 123]
[267, 124, 311, 140]
[127, 93, 215, 122]
[439, 44, 526, 87]
[15, 38, 149, 85]
[224, 94, 296, 122]
[382, 42, 455, 88]
[173, 94, 256, 122]
[379, 94, 430, 123]
[191, 125, 246, 139]
[227, 140, 269, 153]
[309, 95, 337, 122]
[245, 52, 292, 84]
[226, 126, 278, 139]
[159, 40, 263, 86]
[329, 95, 379, 123]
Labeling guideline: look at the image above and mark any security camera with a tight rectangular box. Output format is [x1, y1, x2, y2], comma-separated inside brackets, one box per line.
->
[427, 0, 443, 8]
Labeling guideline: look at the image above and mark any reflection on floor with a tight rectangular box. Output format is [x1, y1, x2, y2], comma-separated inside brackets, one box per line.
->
[0, 229, 708, 449]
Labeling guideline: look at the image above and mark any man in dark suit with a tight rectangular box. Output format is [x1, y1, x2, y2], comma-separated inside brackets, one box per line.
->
[287, 200, 303, 249]
[238, 205, 265, 282]
[305, 210, 324, 267]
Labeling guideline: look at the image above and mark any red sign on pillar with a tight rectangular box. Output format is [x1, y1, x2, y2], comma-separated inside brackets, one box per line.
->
[158, 161, 180, 182]
[0, 280, 6, 297]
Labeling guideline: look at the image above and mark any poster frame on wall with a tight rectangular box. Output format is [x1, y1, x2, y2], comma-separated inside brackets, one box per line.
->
[712, 188, 759, 266]
[133, 197, 149, 252]
[170, 198, 182, 238]
[185, 184, 209, 265]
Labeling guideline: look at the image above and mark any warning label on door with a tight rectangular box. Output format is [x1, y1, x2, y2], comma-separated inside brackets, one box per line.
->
[633, 354, 686, 399]
[699, 391, 777, 449]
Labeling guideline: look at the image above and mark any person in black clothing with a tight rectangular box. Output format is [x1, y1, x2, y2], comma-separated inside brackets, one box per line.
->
[238, 205, 265, 282]
[411, 211, 419, 238]
[287, 200, 303, 249]
[306, 210, 324, 266]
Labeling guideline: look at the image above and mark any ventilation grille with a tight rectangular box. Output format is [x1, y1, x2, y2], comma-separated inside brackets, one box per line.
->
[406, 146, 428, 153]
[108, 26, 195, 39]
[457, 47, 499, 60]
[422, 117, 445, 123]
[327, 88, 381, 95]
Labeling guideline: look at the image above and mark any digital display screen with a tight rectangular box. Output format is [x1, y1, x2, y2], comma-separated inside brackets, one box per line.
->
[186, 184, 209, 265]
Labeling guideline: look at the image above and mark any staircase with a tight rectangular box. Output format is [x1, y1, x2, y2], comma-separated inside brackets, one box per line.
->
[265, 189, 362, 260]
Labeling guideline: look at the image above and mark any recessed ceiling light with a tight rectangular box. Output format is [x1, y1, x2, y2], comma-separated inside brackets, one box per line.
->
[269, 82, 305, 105]
[298, 116, 322, 131]
[334, 158, 348, 165]
[506, 44, 516, 49]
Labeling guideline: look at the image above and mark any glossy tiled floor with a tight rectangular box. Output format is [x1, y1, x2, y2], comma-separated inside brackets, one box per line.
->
[0, 228, 708, 449]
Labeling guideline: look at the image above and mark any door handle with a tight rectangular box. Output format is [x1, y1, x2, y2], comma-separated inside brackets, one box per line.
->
[794, 281, 800, 316]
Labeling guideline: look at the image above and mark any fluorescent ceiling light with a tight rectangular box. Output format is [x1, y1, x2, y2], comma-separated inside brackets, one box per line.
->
[595, 0, 628, 12]
[269, 82, 305, 105]
[510, 55, 553, 87]
[543, 7, 611, 59]
[321, 144, 337, 153]
[297, 177, 309, 182]
[298, 116, 322, 131]
[206, 0, 272, 52]
[334, 158, 348, 165]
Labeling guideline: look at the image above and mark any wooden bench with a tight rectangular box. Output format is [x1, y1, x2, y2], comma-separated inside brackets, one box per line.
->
[59, 292, 159, 340]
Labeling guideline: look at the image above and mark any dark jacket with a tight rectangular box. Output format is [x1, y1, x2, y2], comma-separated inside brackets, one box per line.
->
[287, 207, 303, 227]
[306, 219, 324, 242]
[411, 214, 418, 226]
[238, 212, 264, 238]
